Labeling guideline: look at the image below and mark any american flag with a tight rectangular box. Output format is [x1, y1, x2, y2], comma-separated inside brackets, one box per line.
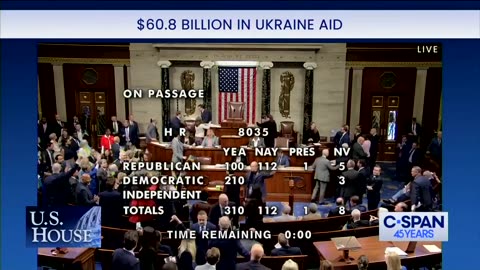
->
[218, 67, 257, 124]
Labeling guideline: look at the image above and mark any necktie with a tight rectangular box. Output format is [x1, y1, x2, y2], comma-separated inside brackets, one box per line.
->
[126, 128, 130, 141]
[409, 150, 415, 162]
[114, 122, 117, 133]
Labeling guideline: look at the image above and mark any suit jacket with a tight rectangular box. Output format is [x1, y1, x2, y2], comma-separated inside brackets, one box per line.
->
[311, 156, 337, 182]
[171, 117, 184, 135]
[275, 155, 290, 167]
[75, 182, 96, 206]
[410, 175, 433, 208]
[367, 175, 384, 197]
[208, 203, 229, 228]
[129, 121, 140, 145]
[356, 167, 369, 196]
[352, 142, 367, 160]
[248, 137, 265, 148]
[271, 246, 302, 256]
[346, 220, 370, 229]
[121, 126, 137, 146]
[407, 148, 422, 165]
[43, 165, 78, 206]
[110, 120, 123, 136]
[302, 213, 323, 220]
[351, 204, 367, 212]
[338, 132, 350, 147]
[208, 238, 250, 270]
[201, 110, 212, 123]
[171, 137, 184, 162]
[99, 190, 123, 226]
[191, 222, 217, 265]
[201, 136, 220, 147]
[341, 169, 360, 198]
[245, 171, 274, 200]
[370, 135, 380, 159]
[53, 120, 66, 138]
[38, 122, 52, 146]
[112, 248, 140, 270]
[191, 201, 213, 223]
[145, 123, 158, 143]
[411, 123, 422, 137]
[428, 138, 442, 159]
[236, 261, 271, 270]
[111, 143, 121, 160]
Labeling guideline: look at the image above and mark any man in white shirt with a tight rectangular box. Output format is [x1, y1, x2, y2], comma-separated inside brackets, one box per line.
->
[195, 247, 220, 270]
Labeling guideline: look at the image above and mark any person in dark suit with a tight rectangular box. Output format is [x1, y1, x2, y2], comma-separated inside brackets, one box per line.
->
[410, 166, 433, 212]
[341, 160, 360, 206]
[145, 119, 158, 143]
[38, 117, 52, 148]
[270, 233, 302, 256]
[352, 137, 368, 161]
[111, 136, 121, 160]
[170, 111, 184, 139]
[303, 122, 321, 144]
[334, 125, 350, 148]
[208, 194, 230, 228]
[244, 187, 266, 229]
[208, 217, 250, 270]
[256, 114, 277, 148]
[172, 211, 216, 265]
[356, 159, 369, 202]
[245, 161, 275, 201]
[406, 142, 422, 175]
[427, 131, 442, 165]
[40, 142, 55, 174]
[121, 120, 133, 147]
[43, 163, 79, 206]
[236, 244, 271, 270]
[190, 191, 212, 223]
[328, 197, 350, 217]
[346, 209, 370, 229]
[98, 177, 123, 226]
[367, 165, 384, 210]
[350, 196, 367, 212]
[112, 230, 140, 270]
[353, 125, 362, 143]
[369, 128, 380, 167]
[275, 149, 290, 167]
[198, 104, 212, 123]
[410, 118, 422, 141]
[110, 116, 123, 137]
[128, 115, 140, 148]
[53, 114, 66, 139]
[75, 174, 99, 206]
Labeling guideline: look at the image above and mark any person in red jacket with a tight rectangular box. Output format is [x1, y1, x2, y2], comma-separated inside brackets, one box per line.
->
[129, 184, 157, 230]
[100, 129, 115, 153]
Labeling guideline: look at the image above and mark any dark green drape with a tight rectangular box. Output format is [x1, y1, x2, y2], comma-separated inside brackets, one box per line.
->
[303, 69, 314, 135]
[203, 68, 212, 111]
[161, 67, 171, 141]
[261, 69, 271, 116]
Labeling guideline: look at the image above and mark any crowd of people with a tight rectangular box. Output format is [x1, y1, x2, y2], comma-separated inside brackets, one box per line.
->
[37, 110, 442, 270]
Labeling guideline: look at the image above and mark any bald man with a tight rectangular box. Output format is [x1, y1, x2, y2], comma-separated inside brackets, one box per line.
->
[209, 193, 230, 228]
[208, 217, 250, 270]
[236, 244, 271, 270]
[245, 161, 275, 201]
[272, 205, 295, 222]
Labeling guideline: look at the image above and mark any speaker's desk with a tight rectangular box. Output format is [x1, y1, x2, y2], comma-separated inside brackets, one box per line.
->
[38, 248, 96, 270]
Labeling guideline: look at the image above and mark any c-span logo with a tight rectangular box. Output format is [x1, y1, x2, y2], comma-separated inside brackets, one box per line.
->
[379, 212, 448, 241]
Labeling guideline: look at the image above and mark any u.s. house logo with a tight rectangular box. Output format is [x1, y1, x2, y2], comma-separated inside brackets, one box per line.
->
[379, 212, 448, 241]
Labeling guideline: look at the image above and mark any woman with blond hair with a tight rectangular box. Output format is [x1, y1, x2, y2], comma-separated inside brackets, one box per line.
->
[385, 252, 407, 270]
[177, 235, 197, 270]
[282, 259, 298, 270]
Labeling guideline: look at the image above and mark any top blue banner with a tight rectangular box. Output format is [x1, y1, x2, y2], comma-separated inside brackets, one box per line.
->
[2, 1, 480, 10]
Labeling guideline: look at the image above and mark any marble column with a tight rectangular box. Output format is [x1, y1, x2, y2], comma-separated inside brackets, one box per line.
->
[350, 67, 364, 128]
[343, 67, 351, 124]
[200, 61, 215, 112]
[413, 67, 429, 123]
[260, 62, 273, 116]
[113, 64, 126, 119]
[52, 63, 67, 120]
[303, 62, 317, 136]
[158, 60, 172, 141]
